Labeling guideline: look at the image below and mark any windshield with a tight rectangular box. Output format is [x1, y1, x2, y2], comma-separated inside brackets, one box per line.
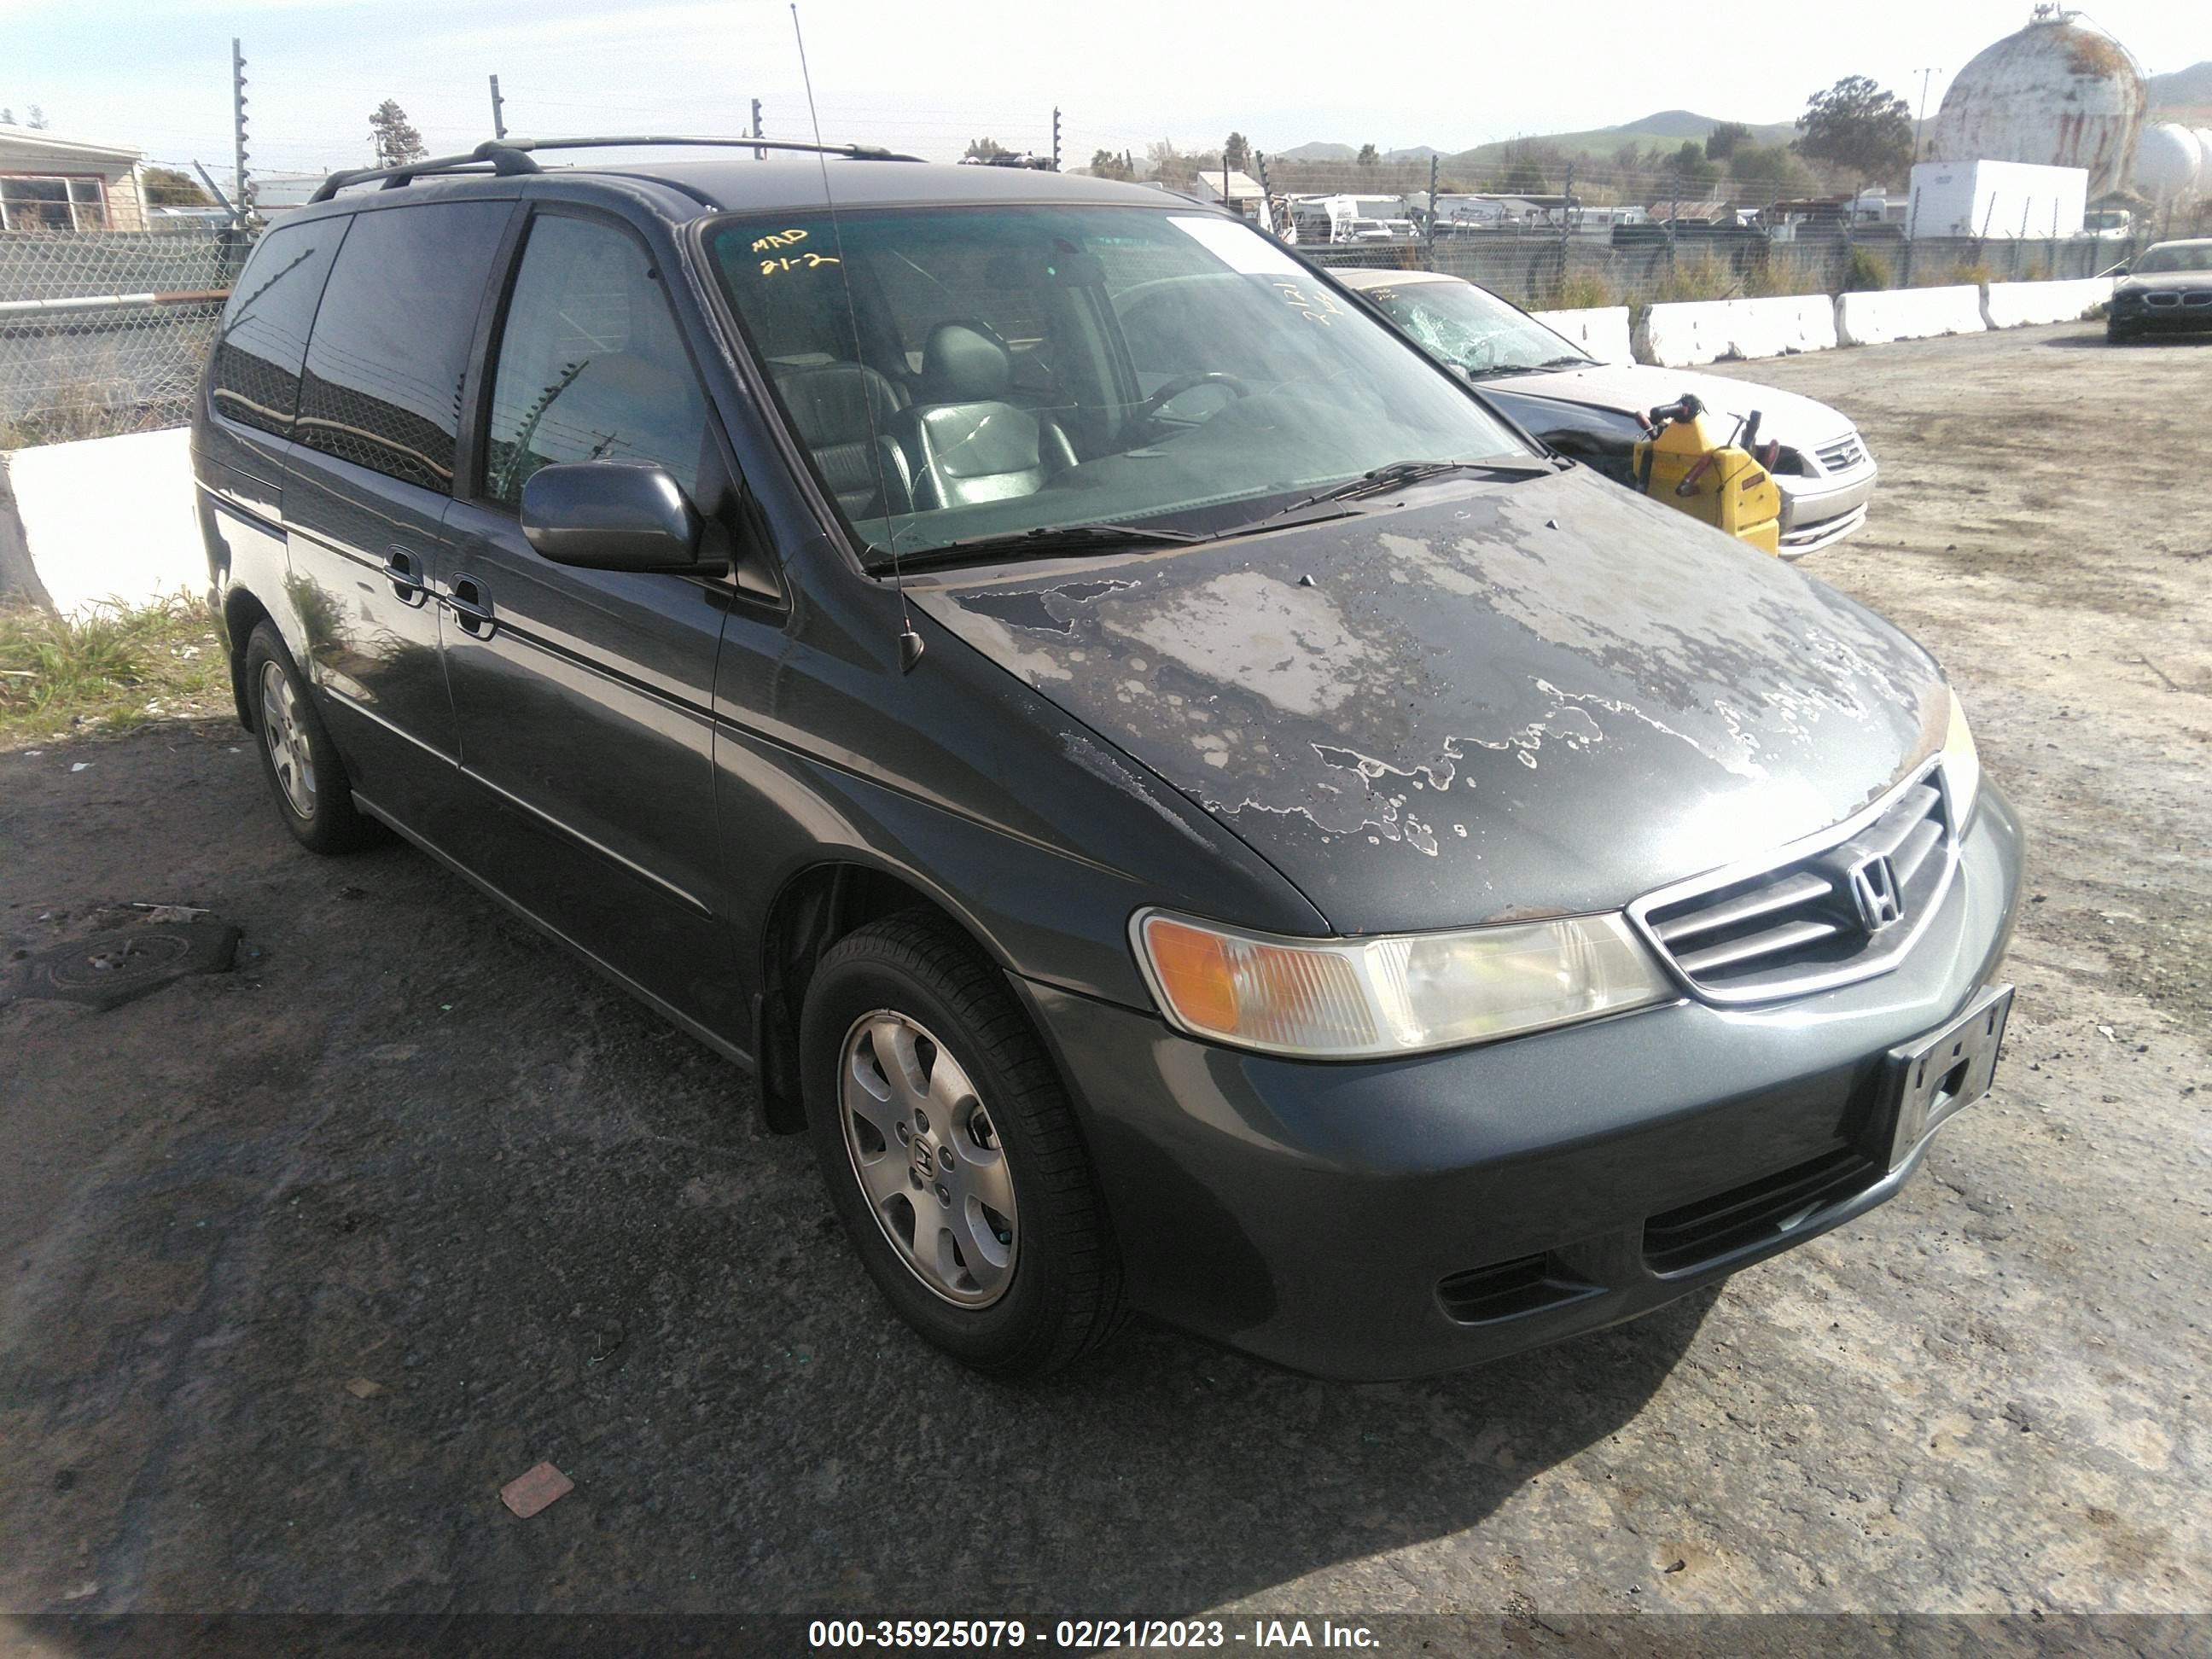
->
[705, 205, 1524, 560]
[2135, 242, 2212, 274]
[1361, 278, 1592, 378]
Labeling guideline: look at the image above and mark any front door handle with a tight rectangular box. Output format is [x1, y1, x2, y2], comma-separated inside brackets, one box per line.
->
[446, 574, 496, 638]
[383, 546, 426, 607]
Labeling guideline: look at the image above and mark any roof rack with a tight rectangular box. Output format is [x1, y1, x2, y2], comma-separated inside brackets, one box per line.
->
[308, 135, 922, 203]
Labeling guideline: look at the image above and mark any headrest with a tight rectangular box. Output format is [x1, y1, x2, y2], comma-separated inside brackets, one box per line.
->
[919, 321, 1011, 404]
[775, 361, 902, 445]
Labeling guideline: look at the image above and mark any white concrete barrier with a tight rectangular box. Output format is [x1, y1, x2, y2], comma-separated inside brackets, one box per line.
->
[0, 427, 204, 617]
[1835, 284, 1988, 346]
[1636, 295, 1840, 367]
[1982, 276, 2114, 329]
[1529, 305, 1633, 364]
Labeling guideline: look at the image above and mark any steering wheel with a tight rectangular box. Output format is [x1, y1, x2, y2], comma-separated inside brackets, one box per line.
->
[1135, 371, 1249, 426]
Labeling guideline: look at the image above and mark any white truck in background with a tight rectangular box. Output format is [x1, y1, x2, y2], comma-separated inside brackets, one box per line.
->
[1904, 160, 2087, 240]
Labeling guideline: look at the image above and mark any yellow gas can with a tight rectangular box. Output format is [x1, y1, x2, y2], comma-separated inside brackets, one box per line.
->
[1632, 395, 1784, 556]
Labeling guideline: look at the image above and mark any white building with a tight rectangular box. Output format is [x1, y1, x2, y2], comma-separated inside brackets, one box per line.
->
[0, 125, 148, 232]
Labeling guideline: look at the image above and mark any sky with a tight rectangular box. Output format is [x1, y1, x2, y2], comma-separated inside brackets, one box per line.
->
[3, 0, 2204, 180]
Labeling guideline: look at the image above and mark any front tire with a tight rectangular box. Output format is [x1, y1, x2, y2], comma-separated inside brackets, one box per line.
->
[243, 622, 381, 854]
[800, 913, 1123, 1377]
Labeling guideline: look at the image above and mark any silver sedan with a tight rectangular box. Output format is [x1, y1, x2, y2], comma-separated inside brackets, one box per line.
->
[1333, 267, 1878, 555]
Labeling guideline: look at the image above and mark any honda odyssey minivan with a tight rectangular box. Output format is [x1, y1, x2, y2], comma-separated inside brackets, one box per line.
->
[193, 137, 2020, 1381]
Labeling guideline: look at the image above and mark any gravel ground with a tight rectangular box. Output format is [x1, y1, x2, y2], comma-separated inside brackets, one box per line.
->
[2, 323, 2207, 1631]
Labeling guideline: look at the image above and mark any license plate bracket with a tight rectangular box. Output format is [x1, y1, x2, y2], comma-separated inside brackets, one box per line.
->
[1882, 983, 2014, 1170]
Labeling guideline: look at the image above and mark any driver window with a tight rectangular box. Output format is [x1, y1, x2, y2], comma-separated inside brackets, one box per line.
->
[484, 214, 712, 510]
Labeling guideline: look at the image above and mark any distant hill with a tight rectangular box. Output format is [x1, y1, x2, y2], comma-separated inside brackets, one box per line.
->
[1449, 110, 1799, 166]
[2146, 61, 2212, 108]
[1278, 141, 1355, 161]
[1384, 145, 1441, 163]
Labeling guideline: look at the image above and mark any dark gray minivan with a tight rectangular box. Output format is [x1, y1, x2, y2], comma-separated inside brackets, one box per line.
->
[193, 138, 2020, 1381]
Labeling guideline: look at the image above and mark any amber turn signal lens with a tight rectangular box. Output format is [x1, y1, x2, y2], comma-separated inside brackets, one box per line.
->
[1142, 916, 1239, 1033]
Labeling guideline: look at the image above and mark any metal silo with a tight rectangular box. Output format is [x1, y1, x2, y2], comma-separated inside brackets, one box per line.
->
[1928, 7, 2148, 198]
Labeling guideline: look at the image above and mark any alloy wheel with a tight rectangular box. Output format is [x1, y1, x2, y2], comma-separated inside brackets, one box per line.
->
[259, 659, 317, 819]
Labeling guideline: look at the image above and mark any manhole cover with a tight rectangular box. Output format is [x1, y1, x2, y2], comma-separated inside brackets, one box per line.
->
[7, 920, 241, 1011]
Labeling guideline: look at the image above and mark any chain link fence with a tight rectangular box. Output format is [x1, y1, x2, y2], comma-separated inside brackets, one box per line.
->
[0, 225, 247, 445]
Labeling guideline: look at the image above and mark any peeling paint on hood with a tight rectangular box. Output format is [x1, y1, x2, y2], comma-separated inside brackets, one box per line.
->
[912, 469, 1946, 934]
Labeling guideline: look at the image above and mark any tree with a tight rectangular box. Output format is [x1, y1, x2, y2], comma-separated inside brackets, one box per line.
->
[369, 100, 426, 169]
[1793, 75, 1912, 186]
[963, 136, 1008, 162]
[143, 166, 213, 207]
[1611, 140, 1644, 178]
[1355, 143, 1378, 168]
[0, 108, 14, 126]
[1223, 131, 1250, 172]
[1727, 143, 1814, 200]
[1493, 137, 1566, 195]
[1705, 121, 1751, 161]
[26, 105, 49, 130]
[1662, 140, 1720, 195]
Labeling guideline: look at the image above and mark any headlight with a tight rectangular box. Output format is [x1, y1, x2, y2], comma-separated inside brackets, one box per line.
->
[1132, 909, 1672, 1060]
[1942, 689, 1981, 826]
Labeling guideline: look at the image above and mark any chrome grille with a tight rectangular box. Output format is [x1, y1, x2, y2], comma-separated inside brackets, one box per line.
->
[1814, 434, 1866, 472]
[1629, 761, 1959, 1004]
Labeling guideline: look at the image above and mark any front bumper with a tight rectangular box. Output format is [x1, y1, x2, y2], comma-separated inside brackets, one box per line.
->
[2110, 294, 2212, 333]
[1775, 460, 1877, 553]
[1016, 782, 2022, 1382]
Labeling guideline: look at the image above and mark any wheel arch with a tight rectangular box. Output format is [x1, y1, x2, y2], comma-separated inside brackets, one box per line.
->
[754, 856, 1018, 1135]
[222, 585, 276, 731]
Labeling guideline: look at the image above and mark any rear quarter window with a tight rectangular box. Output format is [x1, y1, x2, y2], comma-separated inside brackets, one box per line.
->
[293, 201, 511, 492]
[207, 218, 345, 438]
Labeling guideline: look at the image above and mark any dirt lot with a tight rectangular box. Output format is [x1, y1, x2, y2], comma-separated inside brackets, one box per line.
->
[3, 323, 2208, 1630]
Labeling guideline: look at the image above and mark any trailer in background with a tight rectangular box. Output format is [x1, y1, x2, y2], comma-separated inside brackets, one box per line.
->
[1906, 160, 2087, 240]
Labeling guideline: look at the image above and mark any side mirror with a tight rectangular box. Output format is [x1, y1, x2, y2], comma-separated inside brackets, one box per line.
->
[2112, 265, 2129, 277]
[520, 462, 707, 573]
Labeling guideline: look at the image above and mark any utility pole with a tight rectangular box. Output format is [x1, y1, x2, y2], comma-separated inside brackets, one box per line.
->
[1557, 160, 1575, 298]
[1051, 106, 1062, 173]
[1912, 67, 1941, 163]
[230, 37, 252, 230]
[751, 98, 764, 160]
[1428, 154, 1441, 262]
[489, 74, 508, 141]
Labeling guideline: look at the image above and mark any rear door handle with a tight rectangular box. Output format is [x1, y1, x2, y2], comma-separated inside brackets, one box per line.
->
[382, 546, 426, 606]
[445, 574, 496, 638]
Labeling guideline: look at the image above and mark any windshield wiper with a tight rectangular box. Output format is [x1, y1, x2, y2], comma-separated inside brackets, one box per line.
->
[1305, 456, 1557, 504]
[1467, 357, 1588, 380]
[1211, 457, 1557, 539]
[869, 522, 1201, 573]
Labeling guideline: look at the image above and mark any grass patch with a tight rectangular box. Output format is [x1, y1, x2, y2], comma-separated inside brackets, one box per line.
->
[1654, 253, 1739, 303]
[0, 596, 230, 748]
[1549, 270, 1624, 311]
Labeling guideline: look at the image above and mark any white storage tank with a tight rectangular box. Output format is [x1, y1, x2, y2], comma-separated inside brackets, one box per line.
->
[1928, 9, 2147, 199]
[2135, 123, 2204, 203]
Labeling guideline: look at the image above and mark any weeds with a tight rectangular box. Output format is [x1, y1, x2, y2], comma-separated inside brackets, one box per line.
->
[1654, 253, 1739, 303]
[0, 596, 229, 746]
[1549, 270, 1624, 311]
[1846, 247, 1893, 293]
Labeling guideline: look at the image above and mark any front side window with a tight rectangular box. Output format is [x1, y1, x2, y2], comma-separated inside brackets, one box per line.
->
[706, 205, 1526, 561]
[294, 201, 510, 492]
[483, 213, 711, 509]
[1364, 281, 1592, 380]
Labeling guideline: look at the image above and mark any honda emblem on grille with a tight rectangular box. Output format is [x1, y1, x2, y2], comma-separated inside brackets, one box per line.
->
[1845, 851, 1902, 934]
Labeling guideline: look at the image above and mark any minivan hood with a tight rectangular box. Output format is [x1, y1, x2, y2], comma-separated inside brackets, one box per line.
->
[912, 471, 1947, 935]
[1507, 362, 1856, 447]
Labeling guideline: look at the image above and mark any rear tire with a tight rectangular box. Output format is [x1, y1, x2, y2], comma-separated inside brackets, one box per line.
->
[243, 622, 381, 854]
[800, 912, 1124, 1377]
